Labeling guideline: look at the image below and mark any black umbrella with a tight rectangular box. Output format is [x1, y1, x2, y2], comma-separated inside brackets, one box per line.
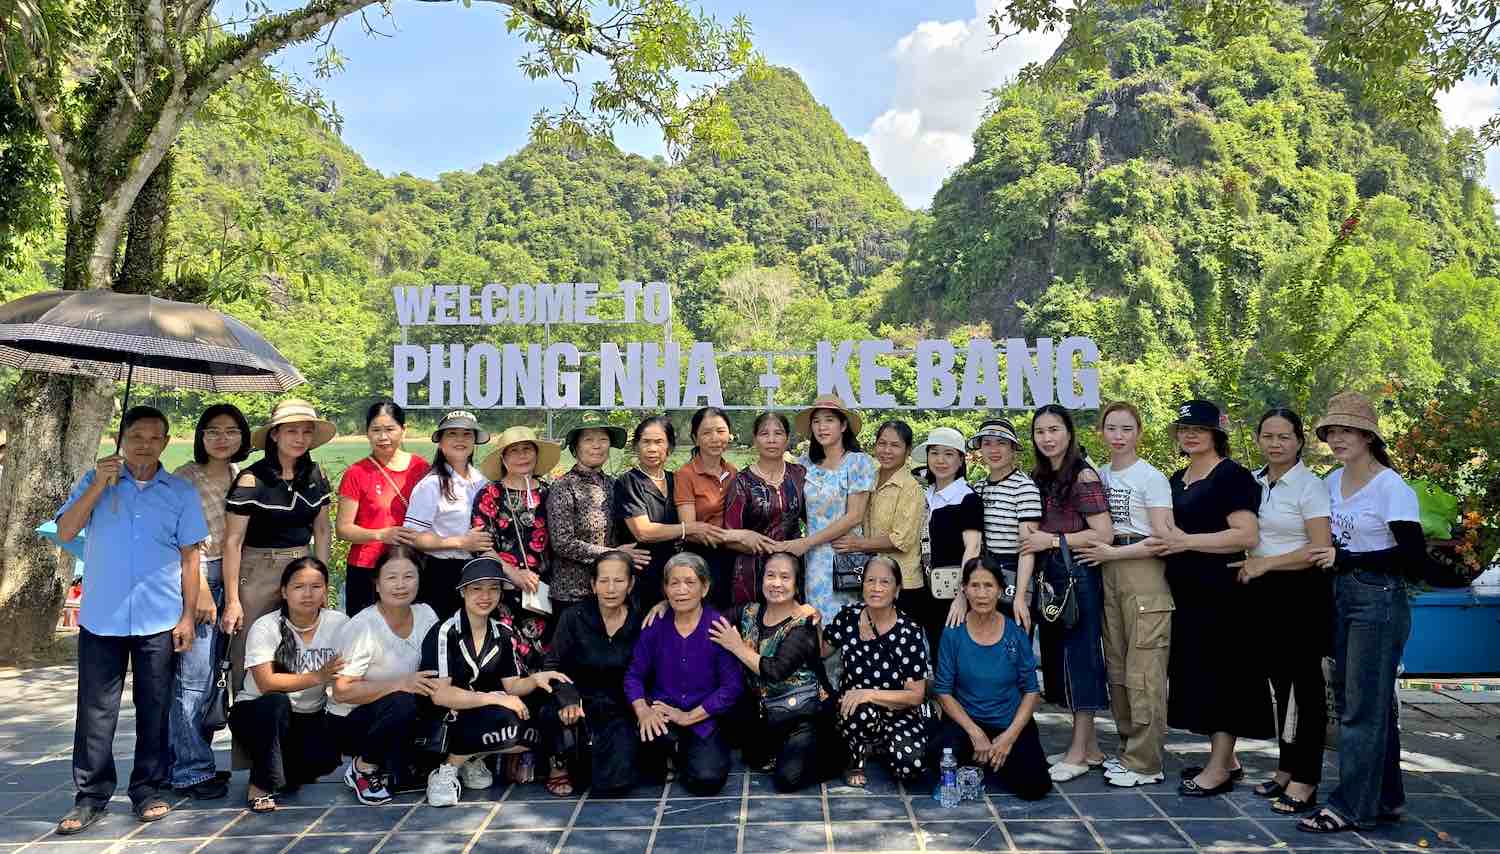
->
[0, 289, 306, 449]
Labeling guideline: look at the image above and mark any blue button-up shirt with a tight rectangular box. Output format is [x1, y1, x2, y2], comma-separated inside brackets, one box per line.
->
[55, 467, 209, 637]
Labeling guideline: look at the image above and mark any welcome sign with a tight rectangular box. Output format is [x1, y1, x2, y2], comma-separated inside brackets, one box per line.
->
[390, 283, 1101, 410]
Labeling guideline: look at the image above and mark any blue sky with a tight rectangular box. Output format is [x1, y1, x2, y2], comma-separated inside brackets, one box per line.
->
[270, 0, 1500, 209]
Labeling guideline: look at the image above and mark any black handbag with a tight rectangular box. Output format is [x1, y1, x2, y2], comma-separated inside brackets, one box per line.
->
[1039, 539, 1080, 631]
[832, 551, 871, 591]
[986, 553, 1055, 614]
[762, 682, 823, 728]
[414, 709, 458, 754]
[198, 630, 234, 731]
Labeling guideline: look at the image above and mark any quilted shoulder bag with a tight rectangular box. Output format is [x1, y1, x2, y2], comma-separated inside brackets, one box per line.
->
[926, 564, 963, 600]
[831, 470, 872, 591]
[198, 630, 234, 731]
[1039, 538, 1080, 630]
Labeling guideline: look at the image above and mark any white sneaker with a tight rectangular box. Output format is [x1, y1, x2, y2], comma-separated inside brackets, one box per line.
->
[426, 763, 461, 807]
[1102, 756, 1126, 775]
[458, 756, 494, 790]
[1106, 769, 1166, 787]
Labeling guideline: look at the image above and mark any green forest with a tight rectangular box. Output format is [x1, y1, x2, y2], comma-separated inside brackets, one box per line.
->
[3, 1, 1497, 570]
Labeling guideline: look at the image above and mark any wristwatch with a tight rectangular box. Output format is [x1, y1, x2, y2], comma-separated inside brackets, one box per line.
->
[1051, 535, 1061, 550]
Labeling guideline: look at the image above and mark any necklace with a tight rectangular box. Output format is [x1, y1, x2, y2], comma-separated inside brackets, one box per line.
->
[637, 466, 667, 483]
[752, 460, 786, 486]
[287, 612, 320, 633]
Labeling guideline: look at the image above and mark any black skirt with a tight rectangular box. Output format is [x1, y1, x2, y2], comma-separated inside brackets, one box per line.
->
[1166, 557, 1275, 738]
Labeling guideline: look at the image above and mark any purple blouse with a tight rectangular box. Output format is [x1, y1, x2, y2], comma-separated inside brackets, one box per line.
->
[623, 605, 744, 737]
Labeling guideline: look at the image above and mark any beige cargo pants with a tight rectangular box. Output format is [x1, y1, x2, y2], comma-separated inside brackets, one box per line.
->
[1101, 556, 1174, 775]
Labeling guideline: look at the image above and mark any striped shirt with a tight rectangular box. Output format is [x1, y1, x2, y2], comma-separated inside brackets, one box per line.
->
[973, 469, 1043, 555]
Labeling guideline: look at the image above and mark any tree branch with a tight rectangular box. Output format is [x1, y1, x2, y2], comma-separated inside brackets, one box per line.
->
[17, 78, 83, 222]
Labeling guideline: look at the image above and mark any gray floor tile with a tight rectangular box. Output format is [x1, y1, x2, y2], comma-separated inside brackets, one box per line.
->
[658, 797, 740, 826]
[5, 791, 76, 818]
[1434, 820, 1500, 850]
[118, 841, 204, 853]
[746, 797, 826, 823]
[1405, 794, 1497, 820]
[1070, 793, 1159, 820]
[572, 799, 660, 828]
[275, 783, 356, 807]
[831, 821, 921, 852]
[742, 821, 830, 853]
[918, 820, 1008, 851]
[0, 816, 57, 844]
[559, 828, 651, 854]
[206, 836, 299, 853]
[1052, 773, 1120, 794]
[826, 796, 908, 822]
[471, 830, 564, 853]
[1003, 819, 1101, 850]
[669, 773, 745, 799]
[1091, 819, 1193, 849]
[1174, 818, 1277, 849]
[988, 795, 1078, 820]
[220, 806, 323, 836]
[377, 832, 475, 852]
[1258, 816, 1372, 849]
[309, 805, 408, 834]
[651, 824, 743, 852]
[1358, 819, 1465, 850]
[130, 808, 241, 839]
[1148, 791, 1242, 818]
[911, 795, 995, 821]
[287, 836, 382, 854]
[395, 803, 493, 832]
[487, 800, 578, 829]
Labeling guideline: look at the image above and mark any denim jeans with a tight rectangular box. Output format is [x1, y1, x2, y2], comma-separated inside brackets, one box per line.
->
[1328, 570, 1411, 827]
[1039, 556, 1110, 712]
[167, 558, 224, 788]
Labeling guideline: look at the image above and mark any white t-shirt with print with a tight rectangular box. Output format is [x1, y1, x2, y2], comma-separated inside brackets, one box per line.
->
[1327, 468, 1420, 553]
[1100, 460, 1172, 538]
[403, 466, 488, 559]
[240, 609, 349, 713]
[1252, 461, 1331, 558]
[327, 603, 438, 717]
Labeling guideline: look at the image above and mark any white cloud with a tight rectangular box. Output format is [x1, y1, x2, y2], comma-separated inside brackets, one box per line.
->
[859, 0, 1062, 208]
[1436, 77, 1500, 198]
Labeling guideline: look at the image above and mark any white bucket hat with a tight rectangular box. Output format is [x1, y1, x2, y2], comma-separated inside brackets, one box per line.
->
[912, 426, 968, 462]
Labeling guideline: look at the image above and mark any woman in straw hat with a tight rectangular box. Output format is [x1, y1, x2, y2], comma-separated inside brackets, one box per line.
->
[472, 425, 563, 671]
[403, 411, 494, 621]
[787, 395, 877, 622]
[1299, 392, 1423, 834]
[222, 399, 336, 701]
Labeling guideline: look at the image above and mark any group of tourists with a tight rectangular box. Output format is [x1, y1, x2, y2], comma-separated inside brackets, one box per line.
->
[53, 388, 1420, 839]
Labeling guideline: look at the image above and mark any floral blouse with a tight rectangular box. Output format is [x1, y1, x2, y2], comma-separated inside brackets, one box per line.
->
[544, 465, 617, 604]
[471, 479, 551, 667]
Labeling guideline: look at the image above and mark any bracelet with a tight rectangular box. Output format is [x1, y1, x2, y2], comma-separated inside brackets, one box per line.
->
[680, 523, 687, 542]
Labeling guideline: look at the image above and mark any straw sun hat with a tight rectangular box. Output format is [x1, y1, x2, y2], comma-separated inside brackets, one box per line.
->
[250, 399, 336, 451]
[480, 426, 563, 481]
[1315, 391, 1382, 442]
[795, 394, 862, 439]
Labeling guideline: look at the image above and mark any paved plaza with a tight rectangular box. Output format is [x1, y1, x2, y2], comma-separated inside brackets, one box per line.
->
[0, 665, 1496, 854]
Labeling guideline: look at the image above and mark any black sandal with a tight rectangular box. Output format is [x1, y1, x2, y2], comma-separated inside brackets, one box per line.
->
[248, 794, 277, 814]
[56, 804, 106, 836]
[133, 796, 171, 823]
[1298, 808, 1355, 834]
[1253, 778, 1286, 798]
[1271, 788, 1318, 814]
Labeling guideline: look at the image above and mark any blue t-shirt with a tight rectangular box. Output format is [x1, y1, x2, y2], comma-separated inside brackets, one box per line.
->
[933, 618, 1038, 729]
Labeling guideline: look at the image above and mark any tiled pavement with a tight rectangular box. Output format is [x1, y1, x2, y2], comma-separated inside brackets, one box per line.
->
[1, 666, 1497, 853]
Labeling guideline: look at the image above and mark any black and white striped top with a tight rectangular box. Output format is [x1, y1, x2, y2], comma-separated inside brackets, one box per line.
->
[972, 469, 1043, 555]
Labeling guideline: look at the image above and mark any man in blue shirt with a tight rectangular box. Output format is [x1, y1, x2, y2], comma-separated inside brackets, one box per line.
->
[53, 406, 207, 835]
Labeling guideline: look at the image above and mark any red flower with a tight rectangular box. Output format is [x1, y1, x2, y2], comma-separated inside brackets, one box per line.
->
[478, 493, 498, 515]
[497, 517, 510, 529]
[525, 554, 538, 567]
[499, 553, 519, 567]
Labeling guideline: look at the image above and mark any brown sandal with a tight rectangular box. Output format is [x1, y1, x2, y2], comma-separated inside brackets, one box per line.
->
[544, 771, 574, 797]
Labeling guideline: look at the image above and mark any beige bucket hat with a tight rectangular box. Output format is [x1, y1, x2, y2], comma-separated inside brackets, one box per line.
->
[1315, 391, 1382, 442]
[251, 399, 336, 450]
[480, 425, 563, 481]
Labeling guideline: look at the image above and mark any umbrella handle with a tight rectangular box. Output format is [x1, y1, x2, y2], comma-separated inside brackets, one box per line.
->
[106, 360, 136, 505]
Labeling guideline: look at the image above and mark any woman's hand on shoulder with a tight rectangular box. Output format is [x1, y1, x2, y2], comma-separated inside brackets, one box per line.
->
[707, 616, 748, 653]
[641, 600, 670, 627]
[1019, 530, 1052, 555]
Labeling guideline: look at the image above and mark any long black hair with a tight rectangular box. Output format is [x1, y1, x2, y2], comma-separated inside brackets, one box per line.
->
[807, 408, 860, 463]
[688, 406, 732, 457]
[1030, 404, 1091, 502]
[755, 551, 808, 610]
[192, 404, 251, 465]
[273, 556, 329, 674]
[430, 429, 476, 502]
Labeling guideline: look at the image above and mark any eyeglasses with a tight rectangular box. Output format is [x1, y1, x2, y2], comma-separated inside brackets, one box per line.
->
[204, 429, 242, 440]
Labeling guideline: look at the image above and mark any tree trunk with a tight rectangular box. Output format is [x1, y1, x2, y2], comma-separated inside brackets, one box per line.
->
[0, 370, 113, 660]
[117, 151, 173, 295]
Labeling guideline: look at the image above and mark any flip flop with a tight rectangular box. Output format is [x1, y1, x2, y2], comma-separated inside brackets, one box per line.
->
[1253, 778, 1286, 798]
[56, 804, 106, 836]
[133, 796, 171, 823]
[1271, 789, 1318, 814]
[1299, 808, 1356, 834]
[544, 771, 575, 798]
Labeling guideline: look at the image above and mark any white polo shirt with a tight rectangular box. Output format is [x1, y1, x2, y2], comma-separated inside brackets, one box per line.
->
[1251, 461, 1331, 557]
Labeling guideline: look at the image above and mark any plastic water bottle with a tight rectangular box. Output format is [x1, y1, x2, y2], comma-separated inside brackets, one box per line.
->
[939, 748, 960, 808]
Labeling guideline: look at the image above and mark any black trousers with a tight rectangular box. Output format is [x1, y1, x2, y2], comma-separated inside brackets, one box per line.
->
[74, 628, 175, 809]
[228, 694, 341, 792]
[442, 692, 556, 757]
[1262, 571, 1332, 785]
[344, 565, 377, 616]
[930, 717, 1052, 801]
[732, 698, 844, 793]
[336, 692, 421, 771]
[417, 557, 466, 621]
[897, 583, 945, 666]
[550, 707, 639, 796]
[639, 723, 730, 795]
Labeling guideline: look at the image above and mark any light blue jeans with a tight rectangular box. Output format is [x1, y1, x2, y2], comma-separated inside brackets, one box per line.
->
[167, 558, 224, 789]
[1328, 569, 1411, 826]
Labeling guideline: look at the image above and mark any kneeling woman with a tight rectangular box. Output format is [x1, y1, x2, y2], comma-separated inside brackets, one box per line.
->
[421, 557, 573, 807]
[710, 552, 842, 792]
[932, 559, 1052, 801]
[625, 553, 744, 795]
[329, 547, 441, 805]
[230, 557, 348, 812]
[824, 556, 930, 787]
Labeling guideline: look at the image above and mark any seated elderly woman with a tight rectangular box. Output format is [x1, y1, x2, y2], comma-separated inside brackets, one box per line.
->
[329, 547, 440, 806]
[709, 552, 842, 792]
[823, 556, 930, 787]
[624, 552, 744, 795]
[931, 558, 1052, 801]
[420, 557, 574, 807]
